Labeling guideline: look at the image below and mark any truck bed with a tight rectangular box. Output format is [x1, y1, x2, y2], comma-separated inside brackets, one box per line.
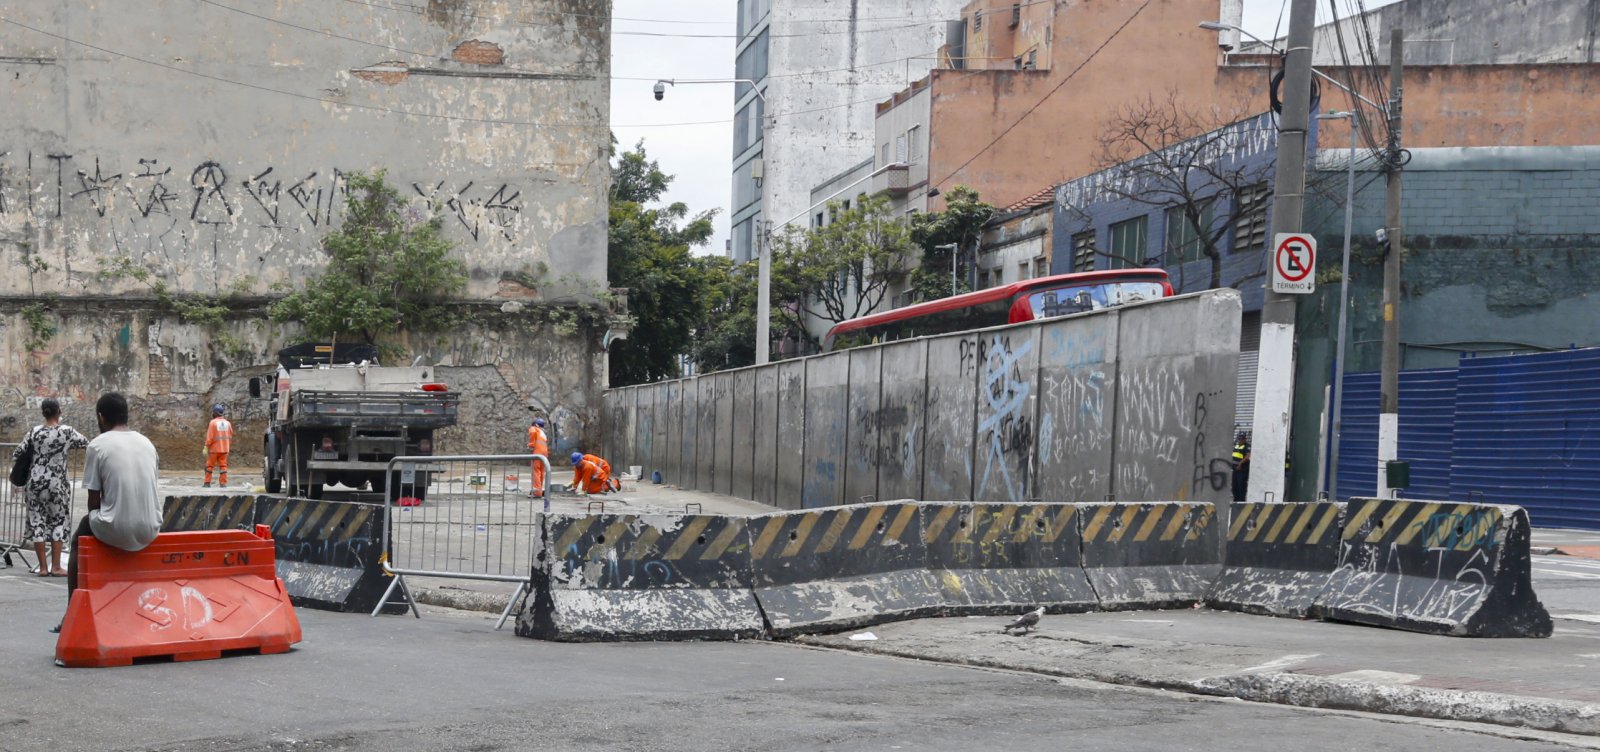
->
[285, 390, 460, 429]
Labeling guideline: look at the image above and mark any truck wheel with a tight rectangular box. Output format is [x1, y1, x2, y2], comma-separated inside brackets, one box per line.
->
[307, 483, 324, 500]
[266, 473, 283, 495]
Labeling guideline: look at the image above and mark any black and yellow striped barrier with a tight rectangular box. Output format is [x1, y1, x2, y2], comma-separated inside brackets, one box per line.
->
[1205, 501, 1344, 618]
[1078, 502, 1220, 610]
[1316, 498, 1552, 637]
[257, 497, 390, 614]
[520, 513, 764, 641]
[921, 502, 1097, 615]
[746, 502, 942, 637]
[161, 495, 259, 532]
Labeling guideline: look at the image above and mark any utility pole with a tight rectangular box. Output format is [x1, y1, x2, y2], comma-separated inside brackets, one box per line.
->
[1246, 0, 1315, 504]
[1376, 28, 1404, 497]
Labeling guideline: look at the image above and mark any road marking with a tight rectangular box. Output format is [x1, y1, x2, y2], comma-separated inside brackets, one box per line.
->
[1535, 568, 1600, 580]
[1329, 670, 1420, 685]
[1237, 654, 1320, 674]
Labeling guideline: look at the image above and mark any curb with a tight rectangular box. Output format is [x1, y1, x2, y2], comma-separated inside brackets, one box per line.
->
[411, 586, 518, 615]
[796, 637, 1600, 738]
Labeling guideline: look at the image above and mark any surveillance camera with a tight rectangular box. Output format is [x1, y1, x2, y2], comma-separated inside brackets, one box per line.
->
[1375, 227, 1388, 245]
[653, 81, 666, 101]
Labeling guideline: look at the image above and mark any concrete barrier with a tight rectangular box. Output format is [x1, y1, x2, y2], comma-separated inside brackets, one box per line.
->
[1206, 501, 1344, 618]
[921, 502, 1097, 615]
[256, 497, 392, 614]
[1316, 498, 1553, 637]
[518, 513, 764, 641]
[1079, 502, 1220, 609]
[161, 495, 259, 532]
[748, 501, 940, 636]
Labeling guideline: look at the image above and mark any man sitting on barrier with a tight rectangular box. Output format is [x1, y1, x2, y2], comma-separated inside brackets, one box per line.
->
[569, 451, 620, 496]
[52, 392, 162, 633]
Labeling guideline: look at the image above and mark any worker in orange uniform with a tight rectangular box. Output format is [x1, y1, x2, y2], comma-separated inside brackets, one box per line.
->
[527, 417, 550, 498]
[203, 403, 232, 488]
[569, 451, 621, 495]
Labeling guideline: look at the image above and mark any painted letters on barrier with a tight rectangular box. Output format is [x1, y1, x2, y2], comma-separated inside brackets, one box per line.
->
[748, 502, 940, 637]
[1079, 502, 1220, 609]
[1206, 501, 1344, 618]
[1316, 498, 1553, 637]
[518, 513, 763, 641]
[921, 502, 1097, 615]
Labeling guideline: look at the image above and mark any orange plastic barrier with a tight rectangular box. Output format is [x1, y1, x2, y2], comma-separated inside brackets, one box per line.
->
[55, 527, 302, 668]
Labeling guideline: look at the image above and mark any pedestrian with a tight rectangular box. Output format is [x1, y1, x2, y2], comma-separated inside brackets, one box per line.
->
[569, 451, 620, 496]
[11, 398, 89, 577]
[54, 392, 161, 632]
[1231, 430, 1250, 503]
[527, 417, 549, 498]
[203, 403, 232, 488]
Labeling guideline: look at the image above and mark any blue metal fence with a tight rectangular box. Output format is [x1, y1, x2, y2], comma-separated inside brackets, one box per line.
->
[1334, 348, 1600, 530]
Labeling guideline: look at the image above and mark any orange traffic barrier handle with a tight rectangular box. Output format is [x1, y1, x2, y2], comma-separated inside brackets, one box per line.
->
[76, 530, 278, 589]
[255, 524, 271, 540]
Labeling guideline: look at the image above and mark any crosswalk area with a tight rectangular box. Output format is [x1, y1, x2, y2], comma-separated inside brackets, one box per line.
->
[1533, 555, 1600, 581]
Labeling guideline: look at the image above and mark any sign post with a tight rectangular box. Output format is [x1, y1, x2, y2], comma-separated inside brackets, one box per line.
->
[1272, 233, 1317, 294]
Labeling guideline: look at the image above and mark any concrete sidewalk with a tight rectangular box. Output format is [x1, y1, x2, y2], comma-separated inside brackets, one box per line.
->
[798, 609, 1600, 737]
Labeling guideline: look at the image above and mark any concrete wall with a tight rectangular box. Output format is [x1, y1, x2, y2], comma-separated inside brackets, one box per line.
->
[602, 290, 1241, 509]
[0, 1, 612, 465]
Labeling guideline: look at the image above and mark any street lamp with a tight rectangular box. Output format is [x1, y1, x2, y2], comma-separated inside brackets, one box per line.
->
[1198, 21, 1388, 114]
[1317, 110, 1359, 501]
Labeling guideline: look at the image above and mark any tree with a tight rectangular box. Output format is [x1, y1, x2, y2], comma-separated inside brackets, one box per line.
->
[1074, 92, 1276, 291]
[270, 170, 466, 345]
[770, 195, 917, 351]
[909, 185, 994, 302]
[606, 141, 720, 386]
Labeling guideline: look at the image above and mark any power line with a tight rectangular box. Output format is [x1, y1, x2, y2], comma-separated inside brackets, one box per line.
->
[933, 0, 1154, 189]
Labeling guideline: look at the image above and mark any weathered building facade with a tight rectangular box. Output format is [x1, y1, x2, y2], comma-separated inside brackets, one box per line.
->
[0, 1, 612, 465]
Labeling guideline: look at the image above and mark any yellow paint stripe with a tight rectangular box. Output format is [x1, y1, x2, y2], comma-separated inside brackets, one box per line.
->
[1187, 506, 1213, 541]
[1365, 501, 1414, 544]
[1081, 505, 1115, 542]
[923, 506, 957, 544]
[1043, 506, 1077, 543]
[1012, 506, 1047, 543]
[597, 518, 632, 553]
[1243, 504, 1277, 542]
[314, 504, 354, 540]
[1106, 505, 1143, 543]
[1133, 504, 1168, 542]
[750, 516, 785, 559]
[298, 502, 336, 539]
[229, 498, 258, 529]
[700, 520, 746, 560]
[1342, 499, 1382, 540]
[1161, 503, 1191, 541]
[624, 526, 663, 560]
[885, 505, 918, 543]
[1228, 503, 1259, 540]
[848, 506, 889, 550]
[554, 517, 596, 553]
[780, 513, 821, 558]
[1265, 502, 1297, 543]
[1307, 504, 1340, 544]
[980, 506, 1019, 544]
[1283, 503, 1319, 544]
[816, 508, 854, 553]
[664, 516, 713, 560]
[1394, 503, 1442, 547]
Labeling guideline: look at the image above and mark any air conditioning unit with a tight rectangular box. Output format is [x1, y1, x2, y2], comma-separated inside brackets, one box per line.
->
[750, 158, 765, 183]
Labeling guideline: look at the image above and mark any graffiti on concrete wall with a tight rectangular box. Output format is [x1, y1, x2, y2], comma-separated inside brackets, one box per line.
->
[1038, 326, 1110, 501]
[976, 333, 1035, 503]
[1116, 364, 1191, 499]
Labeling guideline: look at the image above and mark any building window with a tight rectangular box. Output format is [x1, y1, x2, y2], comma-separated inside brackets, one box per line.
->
[907, 125, 922, 163]
[1026, 49, 1037, 69]
[1072, 231, 1095, 272]
[814, 211, 824, 228]
[895, 133, 908, 163]
[974, 10, 983, 31]
[1014, 56, 1024, 70]
[1233, 182, 1270, 254]
[1165, 200, 1215, 266]
[1017, 261, 1030, 282]
[734, 29, 769, 87]
[1107, 216, 1148, 269]
[1011, 3, 1022, 26]
[733, 97, 764, 156]
[880, 142, 890, 167]
[1033, 257, 1048, 278]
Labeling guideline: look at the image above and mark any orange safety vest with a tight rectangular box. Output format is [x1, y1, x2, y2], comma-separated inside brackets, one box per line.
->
[527, 425, 549, 456]
[582, 454, 610, 477]
[205, 417, 233, 454]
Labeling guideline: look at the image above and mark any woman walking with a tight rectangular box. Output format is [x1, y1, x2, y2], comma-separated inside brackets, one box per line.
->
[11, 398, 89, 576]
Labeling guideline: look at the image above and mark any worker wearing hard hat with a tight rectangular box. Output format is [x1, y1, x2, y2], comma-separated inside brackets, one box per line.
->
[203, 404, 232, 488]
[527, 417, 550, 498]
[569, 451, 620, 495]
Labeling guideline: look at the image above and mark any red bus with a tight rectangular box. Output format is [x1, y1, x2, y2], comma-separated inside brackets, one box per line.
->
[822, 269, 1173, 352]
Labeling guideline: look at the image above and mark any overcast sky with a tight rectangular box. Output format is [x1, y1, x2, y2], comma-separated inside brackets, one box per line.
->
[609, 1, 1399, 256]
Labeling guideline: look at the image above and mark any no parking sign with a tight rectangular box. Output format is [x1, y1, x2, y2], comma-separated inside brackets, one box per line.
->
[1271, 233, 1317, 294]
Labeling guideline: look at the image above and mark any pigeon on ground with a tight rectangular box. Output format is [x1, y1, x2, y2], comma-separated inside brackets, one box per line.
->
[1003, 606, 1045, 635]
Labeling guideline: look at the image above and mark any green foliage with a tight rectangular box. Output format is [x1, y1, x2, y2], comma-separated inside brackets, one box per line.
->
[908, 186, 992, 303]
[770, 195, 917, 350]
[606, 141, 726, 385]
[270, 170, 467, 345]
[94, 257, 256, 360]
[20, 303, 55, 352]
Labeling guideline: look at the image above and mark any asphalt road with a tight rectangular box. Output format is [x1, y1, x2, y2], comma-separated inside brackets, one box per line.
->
[0, 570, 1587, 752]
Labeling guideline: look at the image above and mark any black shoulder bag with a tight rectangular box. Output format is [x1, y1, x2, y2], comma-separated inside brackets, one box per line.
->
[9, 431, 34, 488]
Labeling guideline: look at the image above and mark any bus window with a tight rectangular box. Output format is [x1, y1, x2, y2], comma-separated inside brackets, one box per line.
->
[1025, 280, 1166, 319]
